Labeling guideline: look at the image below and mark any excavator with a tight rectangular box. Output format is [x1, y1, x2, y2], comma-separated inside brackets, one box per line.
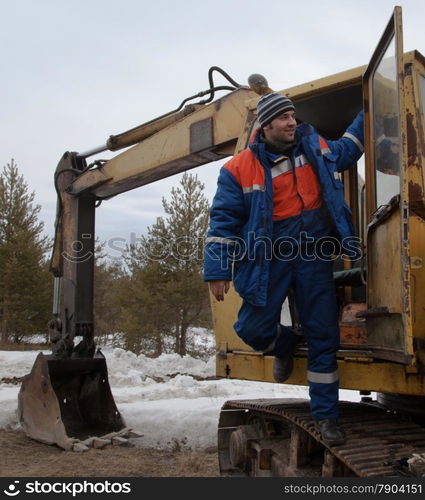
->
[18, 6, 425, 476]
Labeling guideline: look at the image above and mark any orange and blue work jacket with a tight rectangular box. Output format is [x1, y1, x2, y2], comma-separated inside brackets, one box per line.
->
[204, 111, 364, 306]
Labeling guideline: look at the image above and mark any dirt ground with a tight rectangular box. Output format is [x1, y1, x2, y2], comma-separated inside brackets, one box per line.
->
[0, 430, 220, 477]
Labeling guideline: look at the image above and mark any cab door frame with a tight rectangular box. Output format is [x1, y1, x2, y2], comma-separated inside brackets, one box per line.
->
[362, 6, 413, 363]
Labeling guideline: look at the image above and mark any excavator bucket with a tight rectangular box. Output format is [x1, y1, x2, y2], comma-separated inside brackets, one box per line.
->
[18, 352, 125, 450]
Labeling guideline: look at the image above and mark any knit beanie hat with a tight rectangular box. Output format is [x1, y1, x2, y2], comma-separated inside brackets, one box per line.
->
[257, 92, 295, 127]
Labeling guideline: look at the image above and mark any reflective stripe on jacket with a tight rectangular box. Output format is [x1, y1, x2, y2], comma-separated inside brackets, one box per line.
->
[204, 110, 364, 306]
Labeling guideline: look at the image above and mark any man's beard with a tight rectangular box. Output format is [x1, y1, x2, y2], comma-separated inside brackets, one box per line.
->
[264, 136, 296, 154]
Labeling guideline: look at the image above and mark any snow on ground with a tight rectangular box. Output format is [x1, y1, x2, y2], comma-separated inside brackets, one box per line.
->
[0, 346, 362, 451]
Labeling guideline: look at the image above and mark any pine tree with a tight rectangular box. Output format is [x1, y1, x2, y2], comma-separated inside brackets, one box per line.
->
[120, 252, 173, 356]
[153, 173, 211, 355]
[93, 241, 128, 344]
[123, 173, 211, 356]
[0, 159, 51, 343]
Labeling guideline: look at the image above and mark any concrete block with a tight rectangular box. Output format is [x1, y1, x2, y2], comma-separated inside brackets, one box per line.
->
[112, 436, 129, 446]
[73, 443, 89, 452]
[92, 438, 111, 449]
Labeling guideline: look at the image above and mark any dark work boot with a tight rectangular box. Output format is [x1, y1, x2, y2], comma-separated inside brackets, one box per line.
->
[315, 418, 346, 445]
[272, 352, 294, 383]
[264, 325, 296, 383]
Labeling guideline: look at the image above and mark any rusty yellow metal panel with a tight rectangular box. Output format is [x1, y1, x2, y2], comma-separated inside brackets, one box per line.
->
[217, 351, 425, 396]
[210, 285, 252, 351]
[216, 351, 307, 385]
[368, 209, 403, 312]
[397, 44, 415, 374]
[404, 55, 425, 217]
[408, 214, 425, 364]
[406, 53, 425, 366]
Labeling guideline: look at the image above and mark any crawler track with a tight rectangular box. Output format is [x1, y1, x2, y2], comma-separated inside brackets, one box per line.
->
[218, 399, 425, 477]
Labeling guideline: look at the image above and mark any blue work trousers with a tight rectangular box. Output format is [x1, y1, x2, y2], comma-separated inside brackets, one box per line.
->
[234, 239, 340, 421]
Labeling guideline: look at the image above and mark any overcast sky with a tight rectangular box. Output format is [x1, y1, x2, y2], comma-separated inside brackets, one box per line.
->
[2, 0, 425, 257]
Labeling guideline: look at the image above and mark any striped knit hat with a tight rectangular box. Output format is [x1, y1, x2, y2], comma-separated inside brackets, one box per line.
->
[257, 92, 295, 127]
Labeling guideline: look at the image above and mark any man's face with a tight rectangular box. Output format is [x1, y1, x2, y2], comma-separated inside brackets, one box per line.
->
[263, 110, 297, 144]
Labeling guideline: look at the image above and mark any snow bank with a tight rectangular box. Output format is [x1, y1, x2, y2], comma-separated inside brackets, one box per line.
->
[105, 347, 215, 387]
[0, 347, 361, 450]
[0, 350, 43, 379]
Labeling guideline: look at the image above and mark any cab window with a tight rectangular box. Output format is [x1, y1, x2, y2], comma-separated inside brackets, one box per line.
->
[372, 37, 401, 207]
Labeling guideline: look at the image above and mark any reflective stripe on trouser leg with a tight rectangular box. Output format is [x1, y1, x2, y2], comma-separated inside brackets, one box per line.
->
[294, 252, 340, 420]
[307, 370, 338, 383]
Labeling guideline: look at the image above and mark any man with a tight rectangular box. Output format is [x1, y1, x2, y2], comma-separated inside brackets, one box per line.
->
[204, 92, 364, 445]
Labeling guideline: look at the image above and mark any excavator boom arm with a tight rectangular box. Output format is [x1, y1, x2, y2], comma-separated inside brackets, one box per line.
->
[69, 88, 256, 199]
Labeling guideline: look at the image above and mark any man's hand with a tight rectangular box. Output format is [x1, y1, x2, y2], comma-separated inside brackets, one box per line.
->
[209, 280, 230, 301]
